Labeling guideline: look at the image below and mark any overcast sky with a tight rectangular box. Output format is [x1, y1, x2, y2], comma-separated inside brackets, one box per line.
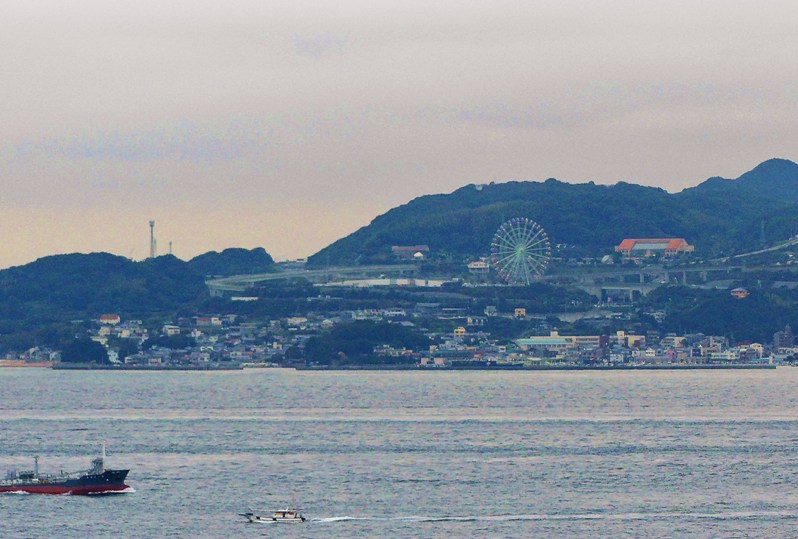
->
[1, 1, 796, 268]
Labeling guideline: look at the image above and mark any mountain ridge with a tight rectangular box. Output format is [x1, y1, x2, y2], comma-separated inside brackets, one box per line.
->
[308, 158, 798, 266]
[0, 247, 276, 351]
[681, 158, 798, 202]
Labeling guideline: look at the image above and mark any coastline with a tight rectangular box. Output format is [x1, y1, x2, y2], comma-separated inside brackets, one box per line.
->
[51, 363, 244, 371]
[297, 363, 778, 371]
[0, 360, 54, 368]
[5, 361, 777, 372]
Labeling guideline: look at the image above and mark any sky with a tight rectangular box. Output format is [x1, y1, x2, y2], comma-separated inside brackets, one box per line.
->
[1, 1, 797, 268]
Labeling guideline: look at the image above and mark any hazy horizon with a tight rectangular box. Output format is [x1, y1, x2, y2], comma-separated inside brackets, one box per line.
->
[2, 1, 797, 268]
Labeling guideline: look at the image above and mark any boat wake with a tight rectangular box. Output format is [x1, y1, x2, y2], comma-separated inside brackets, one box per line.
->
[0, 490, 31, 495]
[83, 487, 137, 496]
[312, 510, 798, 524]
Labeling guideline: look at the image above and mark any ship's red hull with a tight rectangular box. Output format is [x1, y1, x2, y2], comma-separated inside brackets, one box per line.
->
[0, 483, 130, 495]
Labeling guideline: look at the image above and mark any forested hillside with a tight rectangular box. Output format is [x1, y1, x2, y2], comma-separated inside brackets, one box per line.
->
[0, 247, 274, 352]
[308, 159, 798, 266]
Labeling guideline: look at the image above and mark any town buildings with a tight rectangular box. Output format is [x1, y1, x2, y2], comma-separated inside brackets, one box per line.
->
[63, 301, 789, 369]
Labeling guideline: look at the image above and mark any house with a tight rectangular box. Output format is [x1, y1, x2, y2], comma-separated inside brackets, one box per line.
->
[731, 287, 749, 299]
[418, 356, 447, 367]
[467, 260, 490, 274]
[467, 316, 487, 327]
[391, 245, 430, 260]
[98, 314, 121, 325]
[196, 316, 223, 327]
[615, 330, 645, 347]
[709, 350, 739, 361]
[609, 347, 630, 362]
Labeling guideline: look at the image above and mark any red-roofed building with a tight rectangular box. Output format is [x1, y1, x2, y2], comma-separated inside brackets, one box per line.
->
[731, 287, 749, 299]
[615, 238, 694, 259]
[98, 314, 121, 325]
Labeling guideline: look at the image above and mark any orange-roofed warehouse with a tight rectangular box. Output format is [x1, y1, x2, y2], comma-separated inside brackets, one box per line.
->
[615, 238, 694, 258]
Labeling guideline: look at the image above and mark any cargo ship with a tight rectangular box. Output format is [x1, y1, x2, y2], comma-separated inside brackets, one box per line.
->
[0, 444, 130, 495]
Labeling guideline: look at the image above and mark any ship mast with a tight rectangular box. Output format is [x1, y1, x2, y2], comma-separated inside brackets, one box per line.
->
[89, 442, 106, 475]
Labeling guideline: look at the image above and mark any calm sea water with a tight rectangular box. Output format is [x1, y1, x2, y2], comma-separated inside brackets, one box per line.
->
[3, 367, 798, 538]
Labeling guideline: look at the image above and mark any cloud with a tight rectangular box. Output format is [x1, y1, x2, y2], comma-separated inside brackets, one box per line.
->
[12, 120, 271, 163]
[458, 102, 584, 130]
[293, 33, 348, 59]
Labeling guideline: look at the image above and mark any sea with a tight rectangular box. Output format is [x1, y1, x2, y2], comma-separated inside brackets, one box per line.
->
[3, 367, 798, 538]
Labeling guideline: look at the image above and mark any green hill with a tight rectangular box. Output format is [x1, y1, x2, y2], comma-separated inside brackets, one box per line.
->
[308, 159, 798, 266]
[188, 247, 275, 277]
[0, 253, 200, 351]
[0, 247, 275, 353]
[682, 158, 798, 203]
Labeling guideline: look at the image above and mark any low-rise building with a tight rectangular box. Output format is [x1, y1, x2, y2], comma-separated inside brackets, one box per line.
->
[731, 287, 749, 299]
[467, 260, 490, 274]
[615, 238, 694, 259]
[391, 245, 430, 260]
[98, 314, 121, 325]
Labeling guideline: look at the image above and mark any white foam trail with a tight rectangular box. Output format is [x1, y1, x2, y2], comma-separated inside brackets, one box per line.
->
[85, 486, 137, 495]
[1, 490, 31, 495]
[313, 516, 372, 523]
[311, 510, 798, 524]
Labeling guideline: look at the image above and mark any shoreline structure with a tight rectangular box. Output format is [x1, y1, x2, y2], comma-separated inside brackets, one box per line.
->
[0, 360, 54, 368]
[295, 364, 776, 371]
[0, 362, 776, 371]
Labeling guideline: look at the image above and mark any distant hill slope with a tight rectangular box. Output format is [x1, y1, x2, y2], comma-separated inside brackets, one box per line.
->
[0, 247, 275, 352]
[0, 253, 206, 316]
[0, 252, 205, 351]
[308, 159, 798, 266]
[187, 247, 275, 277]
[681, 158, 798, 203]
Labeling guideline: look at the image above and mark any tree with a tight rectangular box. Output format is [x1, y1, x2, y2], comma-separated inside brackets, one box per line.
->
[115, 339, 140, 361]
[303, 320, 431, 365]
[61, 338, 109, 364]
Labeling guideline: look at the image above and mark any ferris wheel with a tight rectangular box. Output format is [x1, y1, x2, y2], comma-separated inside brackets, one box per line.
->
[490, 217, 552, 285]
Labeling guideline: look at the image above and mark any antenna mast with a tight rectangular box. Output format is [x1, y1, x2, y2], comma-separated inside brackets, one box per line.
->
[149, 220, 157, 258]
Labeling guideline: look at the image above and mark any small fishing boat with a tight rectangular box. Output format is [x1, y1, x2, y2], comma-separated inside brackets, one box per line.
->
[239, 508, 306, 523]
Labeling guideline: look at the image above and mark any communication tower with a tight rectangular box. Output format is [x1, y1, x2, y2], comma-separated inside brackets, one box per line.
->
[149, 220, 157, 258]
